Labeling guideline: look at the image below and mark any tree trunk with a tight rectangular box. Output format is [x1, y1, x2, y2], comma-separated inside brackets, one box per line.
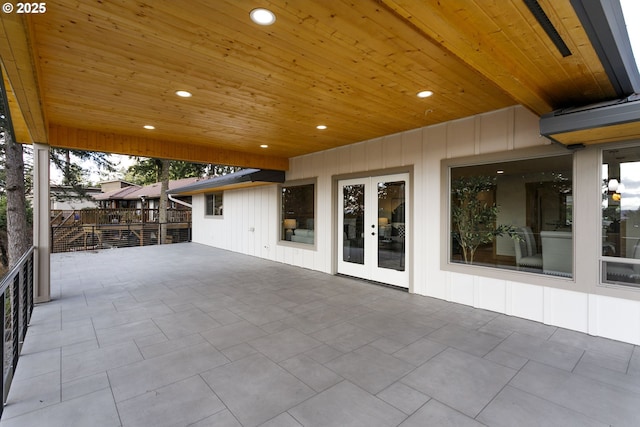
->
[158, 159, 170, 244]
[5, 132, 30, 268]
[64, 149, 71, 184]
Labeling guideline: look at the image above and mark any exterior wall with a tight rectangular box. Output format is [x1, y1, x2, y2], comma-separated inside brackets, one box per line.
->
[193, 105, 640, 345]
[50, 197, 99, 210]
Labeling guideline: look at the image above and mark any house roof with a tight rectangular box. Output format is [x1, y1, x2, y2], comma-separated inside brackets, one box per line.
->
[92, 185, 142, 201]
[50, 185, 102, 193]
[94, 177, 200, 201]
[2, 0, 639, 166]
[169, 169, 286, 196]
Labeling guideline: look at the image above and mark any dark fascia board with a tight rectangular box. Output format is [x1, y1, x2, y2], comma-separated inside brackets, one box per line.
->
[540, 93, 640, 136]
[571, 0, 640, 95]
[168, 169, 285, 195]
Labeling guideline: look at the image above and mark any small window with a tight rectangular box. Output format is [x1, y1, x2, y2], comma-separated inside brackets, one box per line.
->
[205, 192, 223, 216]
[281, 182, 315, 244]
[449, 154, 573, 277]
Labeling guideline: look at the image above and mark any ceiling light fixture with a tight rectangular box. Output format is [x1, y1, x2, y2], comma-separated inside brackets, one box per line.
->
[316, 125, 327, 130]
[417, 90, 433, 98]
[260, 144, 269, 148]
[175, 90, 192, 98]
[143, 125, 155, 130]
[250, 8, 276, 26]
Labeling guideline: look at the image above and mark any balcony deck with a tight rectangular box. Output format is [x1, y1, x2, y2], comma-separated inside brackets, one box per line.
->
[2, 243, 640, 426]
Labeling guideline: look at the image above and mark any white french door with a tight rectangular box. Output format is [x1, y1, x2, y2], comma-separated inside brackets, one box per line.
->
[337, 173, 409, 288]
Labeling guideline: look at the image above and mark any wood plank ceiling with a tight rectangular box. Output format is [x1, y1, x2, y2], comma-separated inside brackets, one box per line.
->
[0, 0, 617, 169]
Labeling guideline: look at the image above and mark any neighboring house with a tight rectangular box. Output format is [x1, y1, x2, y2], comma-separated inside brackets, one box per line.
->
[49, 185, 101, 210]
[99, 180, 138, 193]
[94, 178, 198, 210]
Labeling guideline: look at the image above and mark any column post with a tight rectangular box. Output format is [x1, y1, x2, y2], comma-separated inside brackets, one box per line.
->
[32, 143, 50, 303]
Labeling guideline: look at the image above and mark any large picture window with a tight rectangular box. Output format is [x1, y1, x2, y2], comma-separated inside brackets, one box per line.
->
[602, 146, 640, 288]
[281, 182, 315, 245]
[205, 192, 223, 216]
[449, 154, 573, 277]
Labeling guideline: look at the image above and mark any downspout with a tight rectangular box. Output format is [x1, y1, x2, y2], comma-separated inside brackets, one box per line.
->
[168, 194, 192, 208]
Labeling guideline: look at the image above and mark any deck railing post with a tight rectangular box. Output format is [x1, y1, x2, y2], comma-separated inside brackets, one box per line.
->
[12, 275, 19, 376]
[20, 261, 28, 342]
[1, 284, 5, 418]
[24, 253, 32, 334]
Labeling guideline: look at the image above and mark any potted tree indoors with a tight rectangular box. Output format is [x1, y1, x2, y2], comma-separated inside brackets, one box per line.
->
[451, 175, 517, 264]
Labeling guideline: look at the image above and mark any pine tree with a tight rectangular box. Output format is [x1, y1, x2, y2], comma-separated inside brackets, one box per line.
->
[0, 81, 30, 268]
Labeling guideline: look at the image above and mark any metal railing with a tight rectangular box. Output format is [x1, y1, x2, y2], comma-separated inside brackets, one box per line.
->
[51, 208, 192, 253]
[51, 222, 192, 253]
[51, 208, 192, 226]
[0, 247, 34, 417]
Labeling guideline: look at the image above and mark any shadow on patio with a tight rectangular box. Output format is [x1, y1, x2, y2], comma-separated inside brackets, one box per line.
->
[2, 243, 640, 426]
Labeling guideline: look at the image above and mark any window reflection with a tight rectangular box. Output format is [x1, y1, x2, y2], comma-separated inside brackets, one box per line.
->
[377, 181, 405, 271]
[450, 155, 573, 277]
[602, 147, 640, 287]
[281, 183, 315, 244]
[342, 184, 365, 263]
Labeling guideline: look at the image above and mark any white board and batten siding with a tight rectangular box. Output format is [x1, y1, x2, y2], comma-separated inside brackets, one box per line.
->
[193, 105, 640, 345]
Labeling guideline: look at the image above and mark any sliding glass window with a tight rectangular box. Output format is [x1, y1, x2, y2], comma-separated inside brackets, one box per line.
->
[449, 154, 573, 277]
[602, 146, 640, 288]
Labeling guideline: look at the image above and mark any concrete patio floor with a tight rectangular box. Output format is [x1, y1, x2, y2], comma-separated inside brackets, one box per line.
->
[2, 242, 640, 426]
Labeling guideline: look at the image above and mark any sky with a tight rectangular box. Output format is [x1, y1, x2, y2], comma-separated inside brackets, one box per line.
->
[619, 1, 640, 210]
[621, 0, 640, 72]
[50, 152, 138, 185]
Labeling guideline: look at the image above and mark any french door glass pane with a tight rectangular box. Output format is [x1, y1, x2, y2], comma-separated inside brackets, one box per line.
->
[343, 184, 365, 264]
[377, 181, 405, 271]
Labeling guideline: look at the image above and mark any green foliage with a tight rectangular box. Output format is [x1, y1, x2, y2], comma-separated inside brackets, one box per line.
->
[50, 148, 115, 189]
[451, 175, 517, 264]
[125, 158, 200, 184]
[125, 158, 241, 185]
[124, 158, 162, 185]
[169, 161, 208, 180]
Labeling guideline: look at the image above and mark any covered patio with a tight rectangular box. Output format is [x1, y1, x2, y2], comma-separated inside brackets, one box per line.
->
[2, 243, 639, 427]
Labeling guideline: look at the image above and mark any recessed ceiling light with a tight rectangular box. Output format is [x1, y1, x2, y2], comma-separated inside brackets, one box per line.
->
[260, 144, 269, 148]
[250, 8, 276, 26]
[143, 125, 155, 130]
[417, 90, 433, 98]
[175, 90, 192, 98]
[497, 170, 504, 174]
[316, 125, 327, 130]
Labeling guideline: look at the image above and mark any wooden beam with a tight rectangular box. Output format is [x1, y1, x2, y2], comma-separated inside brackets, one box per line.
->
[48, 125, 289, 170]
[550, 121, 640, 146]
[1, 64, 31, 143]
[0, 14, 47, 143]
